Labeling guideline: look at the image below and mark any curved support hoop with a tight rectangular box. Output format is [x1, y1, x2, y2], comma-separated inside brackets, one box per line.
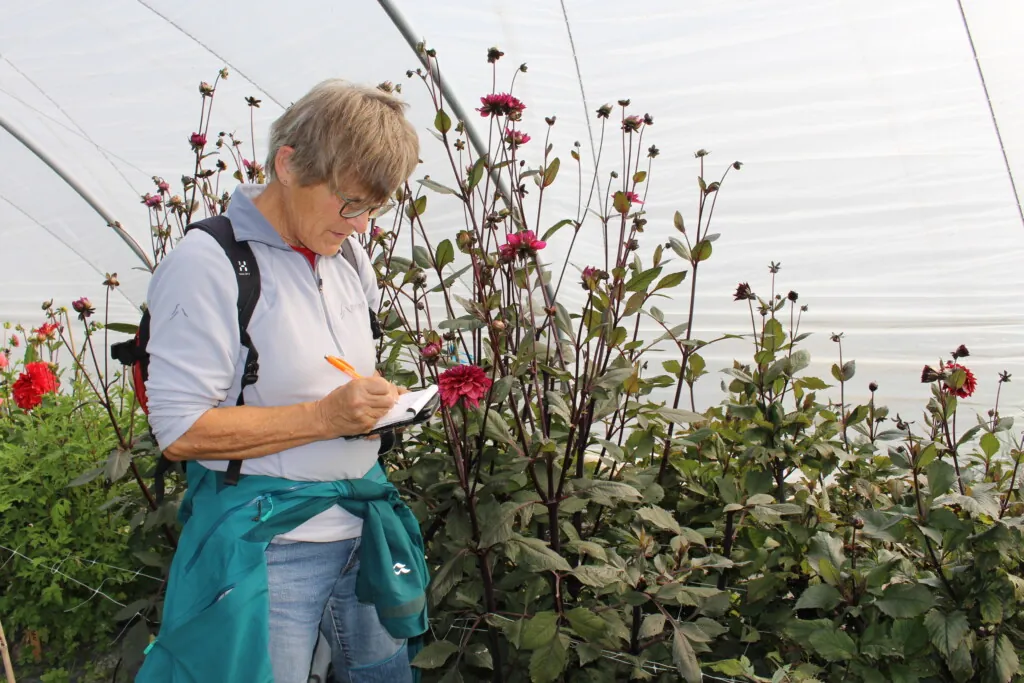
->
[0, 112, 154, 271]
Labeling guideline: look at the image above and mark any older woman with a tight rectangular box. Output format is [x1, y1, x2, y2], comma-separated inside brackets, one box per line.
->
[137, 81, 424, 683]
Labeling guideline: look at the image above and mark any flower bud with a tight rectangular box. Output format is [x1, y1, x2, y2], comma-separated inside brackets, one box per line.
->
[72, 297, 95, 319]
[869, 382, 878, 392]
[787, 291, 798, 302]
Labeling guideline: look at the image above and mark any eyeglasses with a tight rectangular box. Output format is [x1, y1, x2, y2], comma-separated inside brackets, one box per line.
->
[334, 189, 394, 220]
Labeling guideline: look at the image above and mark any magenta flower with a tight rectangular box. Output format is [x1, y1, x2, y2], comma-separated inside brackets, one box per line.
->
[504, 128, 531, 148]
[624, 191, 643, 204]
[189, 133, 207, 150]
[10, 335, 19, 348]
[0, 352, 8, 371]
[498, 230, 547, 263]
[438, 365, 493, 409]
[72, 297, 95, 319]
[420, 342, 442, 362]
[141, 193, 162, 209]
[477, 93, 526, 118]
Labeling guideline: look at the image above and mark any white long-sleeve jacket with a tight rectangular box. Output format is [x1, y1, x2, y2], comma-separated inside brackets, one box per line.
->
[144, 184, 381, 542]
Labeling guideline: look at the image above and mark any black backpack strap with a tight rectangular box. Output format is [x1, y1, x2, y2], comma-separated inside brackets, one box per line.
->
[340, 239, 383, 341]
[186, 216, 261, 486]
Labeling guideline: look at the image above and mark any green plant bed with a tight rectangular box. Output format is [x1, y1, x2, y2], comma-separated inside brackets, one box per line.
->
[0, 381, 157, 671]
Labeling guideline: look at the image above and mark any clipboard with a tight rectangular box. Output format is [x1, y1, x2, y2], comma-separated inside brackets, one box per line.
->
[353, 384, 440, 437]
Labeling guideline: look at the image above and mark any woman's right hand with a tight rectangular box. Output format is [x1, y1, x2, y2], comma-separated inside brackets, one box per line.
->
[315, 376, 399, 438]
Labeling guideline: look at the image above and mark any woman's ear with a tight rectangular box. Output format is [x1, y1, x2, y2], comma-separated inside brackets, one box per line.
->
[274, 146, 295, 186]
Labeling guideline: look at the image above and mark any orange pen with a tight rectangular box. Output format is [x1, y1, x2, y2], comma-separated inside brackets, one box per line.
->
[325, 355, 363, 379]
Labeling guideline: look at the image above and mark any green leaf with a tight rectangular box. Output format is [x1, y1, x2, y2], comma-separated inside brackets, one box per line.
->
[636, 506, 682, 534]
[464, 643, 493, 670]
[981, 432, 1000, 458]
[842, 359, 856, 381]
[566, 607, 607, 641]
[542, 219, 573, 242]
[875, 583, 935, 619]
[511, 537, 573, 573]
[67, 466, 105, 488]
[654, 271, 687, 292]
[639, 613, 666, 639]
[795, 583, 843, 611]
[435, 239, 455, 269]
[428, 551, 466, 605]
[576, 642, 602, 666]
[572, 478, 643, 506]
[411, 639, 458, 669]
[625, 266, 663, 293]
[980, 634, 1019, 683]
[419, 177, 458, 195]
[412, 245, 432, 269]
[542, 158, 560, 187]
[924, 609, 970, 657]
[520, 611, 558, 650]
[808, 532, 846, 577]
[927, 460, 956, 496]
[633, 170, 647, 183]
[692, 240, 712, 262]
[659, 407, 705, 425]
[529, 634, 567, 683]
[434, 109, 452, 134]
[980, 592, 1003, 624]
[672, 625, 702, 683]
[673, 211, 685, 233]
[105, 447, 132, 482]
[762, 319, 785, 353]
[406, 194, 428, 219]
[468, 157, 486, 190]
[104, 322, 139, 335]
[808, 627, 857, 660]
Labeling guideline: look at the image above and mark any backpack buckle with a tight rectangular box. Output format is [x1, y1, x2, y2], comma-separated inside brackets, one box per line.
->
[242, 360, 259, 386]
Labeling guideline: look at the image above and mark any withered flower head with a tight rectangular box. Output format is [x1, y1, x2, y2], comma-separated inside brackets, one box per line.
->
[830, 332, 844, 343]
[545, 116, 556, 126]
[643, 113, 654, 125]
[103, 273, 120, 288]
[733, 283, 754, 301]
[733, 161, 743, 170]
[952, 344, 970, 359]
[787, 291, 799, 302]
[596, 104, 612, 119]
[769, 261, 781, 274]
[617, 99, 631, 107]
[695, 149, 709, 158]
[648, 145, 660, 158]
[487, 46, 504, 63]
[921, 365, 941, 383]
[999, 370, 1012, 383]
[245, 96, 262, 107]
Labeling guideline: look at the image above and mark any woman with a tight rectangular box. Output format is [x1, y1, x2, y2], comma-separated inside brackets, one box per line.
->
[137, 80, 424, 683]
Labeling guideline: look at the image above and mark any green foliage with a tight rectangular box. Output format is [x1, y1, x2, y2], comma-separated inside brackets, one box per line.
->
[0, 379, 152, 668]
[4, 52, 1024, 683]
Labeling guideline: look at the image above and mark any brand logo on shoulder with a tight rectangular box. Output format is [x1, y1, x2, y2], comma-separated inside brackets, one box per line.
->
[237, 260, 249, 274]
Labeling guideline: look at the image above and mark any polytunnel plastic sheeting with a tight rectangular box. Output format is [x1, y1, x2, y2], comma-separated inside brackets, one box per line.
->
[0, 0, 1022, 421]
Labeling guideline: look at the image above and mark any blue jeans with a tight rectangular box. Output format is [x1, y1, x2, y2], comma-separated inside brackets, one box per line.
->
[265, 537, 411, 683]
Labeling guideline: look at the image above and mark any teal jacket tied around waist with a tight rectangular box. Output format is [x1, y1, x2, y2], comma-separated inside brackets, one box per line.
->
[136, 463, 429, 682]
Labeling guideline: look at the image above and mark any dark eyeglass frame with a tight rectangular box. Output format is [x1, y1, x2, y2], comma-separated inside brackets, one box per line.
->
[334, 189, 394, 219]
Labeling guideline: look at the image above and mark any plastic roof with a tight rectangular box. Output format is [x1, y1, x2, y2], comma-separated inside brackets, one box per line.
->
[2, 0, 1022, 418]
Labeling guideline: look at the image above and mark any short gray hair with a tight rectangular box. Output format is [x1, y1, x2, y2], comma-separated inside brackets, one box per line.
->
[265, 79, 419, 202]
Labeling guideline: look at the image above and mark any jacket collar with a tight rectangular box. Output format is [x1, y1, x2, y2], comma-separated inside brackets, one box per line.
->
[226, 184, 339, 257]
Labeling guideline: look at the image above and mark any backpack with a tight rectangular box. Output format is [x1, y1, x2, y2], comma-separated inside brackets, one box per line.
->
[111, 215, 385, 501]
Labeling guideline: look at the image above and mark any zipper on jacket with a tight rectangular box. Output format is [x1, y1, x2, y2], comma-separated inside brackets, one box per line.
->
[308, 257, 346, 356]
